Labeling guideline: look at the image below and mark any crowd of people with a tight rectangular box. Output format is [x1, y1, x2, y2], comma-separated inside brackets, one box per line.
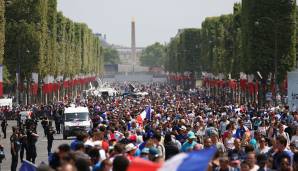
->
[2, 82, 298, 171]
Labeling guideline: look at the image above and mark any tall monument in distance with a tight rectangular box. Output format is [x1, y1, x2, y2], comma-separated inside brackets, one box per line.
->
[131, 17, 136, 72]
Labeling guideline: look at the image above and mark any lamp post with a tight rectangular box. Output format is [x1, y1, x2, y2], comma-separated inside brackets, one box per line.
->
[24, 77, 27, 105]
[39, 79, 44, 104]
[255, 17, 278, 105]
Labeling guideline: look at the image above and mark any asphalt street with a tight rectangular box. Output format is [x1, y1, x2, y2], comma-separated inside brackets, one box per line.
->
[0, 120, 72, 171]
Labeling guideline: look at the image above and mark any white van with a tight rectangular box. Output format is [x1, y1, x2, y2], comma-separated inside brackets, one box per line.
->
[19, 111, 32, 124]
[62, 105, 92, 139]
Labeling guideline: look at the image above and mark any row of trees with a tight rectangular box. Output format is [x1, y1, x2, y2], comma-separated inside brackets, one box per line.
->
[140, 42, 165, 67]
[103, 47, 120, 65]
[1, 0, 103, 87]
[164, 0, 296, 84]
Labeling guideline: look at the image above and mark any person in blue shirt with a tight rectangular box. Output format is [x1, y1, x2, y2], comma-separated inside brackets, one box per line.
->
[175, 126, 188, 144]
[70, 132, 88, 151]
[89, 148, 101, 171]
[273, 135, 294, 170]
[181, 132, 197, 152]
[235, 120, 248, 139]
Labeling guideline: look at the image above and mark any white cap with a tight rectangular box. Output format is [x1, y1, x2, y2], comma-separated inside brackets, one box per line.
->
[125, 143, 137, 152]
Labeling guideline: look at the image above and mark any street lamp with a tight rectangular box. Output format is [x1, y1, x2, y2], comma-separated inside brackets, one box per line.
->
[255, 17, 278, 105]
[39, 79, 44, 104]
[24, 77, 27, 105]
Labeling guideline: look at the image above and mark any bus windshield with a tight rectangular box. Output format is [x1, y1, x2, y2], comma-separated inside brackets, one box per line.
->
[65, 112, 89, 122]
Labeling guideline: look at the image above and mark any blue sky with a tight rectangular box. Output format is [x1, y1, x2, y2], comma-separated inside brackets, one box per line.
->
[58, 0, 240, 47]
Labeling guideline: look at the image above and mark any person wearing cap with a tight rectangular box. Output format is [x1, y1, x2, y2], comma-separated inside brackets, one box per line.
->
[175, 125, 188, 144]
[181, 132, 197, 152]
[140, 147, 149, 160]
[275, 123, 290, 145]
[148, 147, 162, 162]
[229, 154, 241, 170]
[205, 122, 218, 137]
[125, 143, 137, 161]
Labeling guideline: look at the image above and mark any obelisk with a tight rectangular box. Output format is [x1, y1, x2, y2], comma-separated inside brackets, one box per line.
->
[131, 17, 136, 72]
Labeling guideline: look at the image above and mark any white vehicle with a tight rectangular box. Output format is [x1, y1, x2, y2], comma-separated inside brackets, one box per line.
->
[62, 105, 92, 139]
[135, 92, 149, 96]
[84, 81, 118, 97]
[19, 111, 32, 124]
[96, 87, 118, 97]
[0, 98, 12, 108]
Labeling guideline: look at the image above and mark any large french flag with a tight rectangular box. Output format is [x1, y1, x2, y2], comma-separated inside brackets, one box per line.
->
[159, 146, 217, 171]
[0, 65, 3, 97]
[127, 146, 217, 171]
[136, 106, 152, 124]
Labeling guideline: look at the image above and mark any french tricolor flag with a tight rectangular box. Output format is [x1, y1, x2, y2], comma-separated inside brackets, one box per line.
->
[31, 73, 38, 95]
[0, 65, 3, 97]
[128, 146, 217, 171]
[136, 106, 153, 124]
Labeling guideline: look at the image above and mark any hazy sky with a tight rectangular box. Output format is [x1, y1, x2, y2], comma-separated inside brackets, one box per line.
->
[58, 0, 240, 47]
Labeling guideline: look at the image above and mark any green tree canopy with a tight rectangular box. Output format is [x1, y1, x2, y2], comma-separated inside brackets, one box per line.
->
[3, 0, 104, 84]
[103, 47, 120, 64]
[140, 42, 165, 67]
[242, 0, 296, 82]
[164, 1, 296, 83]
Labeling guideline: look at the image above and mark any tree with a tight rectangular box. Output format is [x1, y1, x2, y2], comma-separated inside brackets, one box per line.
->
[231, 3, 242, 78]
[103, 47, 120, 64]
[140, 42, 165, 67]
[4, 0, 104, 82]
[241, 0, 296, 82]
[164, 37, 179, 73]
[179, 28, 201, 73]
[0, 0, 4, 64]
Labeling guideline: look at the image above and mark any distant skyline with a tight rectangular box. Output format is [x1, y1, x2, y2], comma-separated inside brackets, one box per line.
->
[58, 0, 240, 47]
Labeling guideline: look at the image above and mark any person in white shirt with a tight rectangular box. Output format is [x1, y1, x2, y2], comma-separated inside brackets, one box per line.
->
[275, 123, 290, 145]
[246, 152, 259, 171]
[224, 130, 235, 151]
[219, 116, 229, 136]
[256, 137, 270, 155]
[290, 127, 298, 147]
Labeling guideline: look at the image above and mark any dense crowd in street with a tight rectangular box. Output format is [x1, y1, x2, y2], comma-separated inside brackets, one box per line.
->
[1, 82, 298, 171]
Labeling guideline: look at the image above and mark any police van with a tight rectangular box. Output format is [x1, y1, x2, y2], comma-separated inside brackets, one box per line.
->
[62, 105, 92, 139]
